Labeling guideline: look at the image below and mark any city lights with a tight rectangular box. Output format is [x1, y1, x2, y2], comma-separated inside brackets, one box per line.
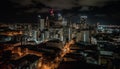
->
[0, 0, 120, 69]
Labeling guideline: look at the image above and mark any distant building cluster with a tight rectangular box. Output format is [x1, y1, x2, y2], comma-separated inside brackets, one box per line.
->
[0, 10, 120, 69]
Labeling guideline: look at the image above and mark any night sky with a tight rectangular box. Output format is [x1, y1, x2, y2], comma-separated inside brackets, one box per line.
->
[0, 0, 120, 25]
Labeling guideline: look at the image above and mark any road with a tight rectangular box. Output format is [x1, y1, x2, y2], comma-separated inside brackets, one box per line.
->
[39, 39, 75, 69]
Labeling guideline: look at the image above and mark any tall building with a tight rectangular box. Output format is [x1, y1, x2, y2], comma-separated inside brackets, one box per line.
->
[80, 16, 88, 29]
[76, 31, 90, 43]
[40, 19, 45, 31]
[75, 16, 91, 43]
[80, 16, 87, 24]
[47, 9, 64, 41]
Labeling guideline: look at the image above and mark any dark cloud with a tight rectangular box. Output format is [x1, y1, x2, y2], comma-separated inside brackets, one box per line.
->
[10, 0, 119, 8]
[10, 0, 33, 6]
[0, 0, 119, 15]
[80, 6, 89, 11]
[0, 0, 120, 24]
[6, 0, 119, 13]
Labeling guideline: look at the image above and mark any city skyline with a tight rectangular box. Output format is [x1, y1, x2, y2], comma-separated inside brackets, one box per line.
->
[0, 1, 120, 68]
